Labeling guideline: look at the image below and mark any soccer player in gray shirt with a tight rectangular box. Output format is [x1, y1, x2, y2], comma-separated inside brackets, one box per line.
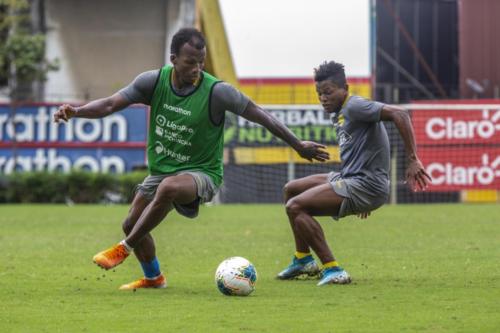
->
[277, 61, 431, 286]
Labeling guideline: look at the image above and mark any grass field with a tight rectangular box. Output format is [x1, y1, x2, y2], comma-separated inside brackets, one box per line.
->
[0, 203, 499, 333]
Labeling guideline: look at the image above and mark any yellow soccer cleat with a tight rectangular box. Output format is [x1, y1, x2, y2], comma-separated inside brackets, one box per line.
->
[93, 243, 130, 270]
[119, 274, 167, 290]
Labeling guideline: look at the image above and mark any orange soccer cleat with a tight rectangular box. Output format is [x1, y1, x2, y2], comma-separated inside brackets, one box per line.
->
[119, 274, 167, 290]
[93, 243, 130, 270]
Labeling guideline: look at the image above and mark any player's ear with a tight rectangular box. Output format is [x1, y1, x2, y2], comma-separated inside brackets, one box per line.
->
[345, 83, 349, 92]
[170, 53, 177, 65]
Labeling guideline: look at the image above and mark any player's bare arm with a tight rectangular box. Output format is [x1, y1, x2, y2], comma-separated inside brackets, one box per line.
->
[380, 105, 431, 191]
[241, 101, 330, 162]
[53, 92, 131, 123]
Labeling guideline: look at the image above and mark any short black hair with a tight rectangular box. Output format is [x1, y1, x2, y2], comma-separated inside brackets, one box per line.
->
[170, 28, 206, 55]
[314, 61, 346, 87]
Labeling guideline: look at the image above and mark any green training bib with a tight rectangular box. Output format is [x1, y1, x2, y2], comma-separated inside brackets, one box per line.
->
[148, 65, 224, 187]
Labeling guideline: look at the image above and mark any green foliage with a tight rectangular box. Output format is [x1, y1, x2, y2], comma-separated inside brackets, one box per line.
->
[0, 171, 148, 203]
[0, 0, 29, 32]
[2, 171, 67, 203]
[66, 172, 111, 203]
[0, 0, 59, 91]
[1, 33, 59, 83]
[0, 204, 499, 332]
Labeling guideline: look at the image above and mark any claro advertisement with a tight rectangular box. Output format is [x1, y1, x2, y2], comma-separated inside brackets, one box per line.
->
[412, 101, 500, 191]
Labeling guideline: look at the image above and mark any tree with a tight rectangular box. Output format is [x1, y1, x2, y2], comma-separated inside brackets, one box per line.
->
[0, 0, 58, 171]
[0, 0, 58, 101]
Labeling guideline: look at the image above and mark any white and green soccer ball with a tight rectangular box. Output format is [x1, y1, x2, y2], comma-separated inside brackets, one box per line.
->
[215, 257, 257, 296]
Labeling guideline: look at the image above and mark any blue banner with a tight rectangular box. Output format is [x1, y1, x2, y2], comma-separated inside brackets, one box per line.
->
[0, 104, 148, 174]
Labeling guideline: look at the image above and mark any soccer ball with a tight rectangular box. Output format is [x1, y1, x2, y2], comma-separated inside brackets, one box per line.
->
[215, 256, 257, 296]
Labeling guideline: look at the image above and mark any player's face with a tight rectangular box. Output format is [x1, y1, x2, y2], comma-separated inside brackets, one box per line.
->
[315, 80, 348, 113]
[171, 42, 206, 86]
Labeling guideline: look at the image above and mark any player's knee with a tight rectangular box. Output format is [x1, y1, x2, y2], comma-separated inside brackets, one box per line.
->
[155, 179, 180, 203]
[283, 180, 299, 201]
[122, 217, 134, 235]
[283, 182, 293, 201]
[285, 198, 304, 217]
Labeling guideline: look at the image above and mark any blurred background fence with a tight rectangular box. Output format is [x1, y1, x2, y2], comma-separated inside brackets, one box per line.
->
[0, 0, 499, 204]
[1, 100, 498, 204]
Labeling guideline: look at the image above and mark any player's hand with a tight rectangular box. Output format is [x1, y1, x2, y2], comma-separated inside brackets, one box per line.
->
[54, 104, 77, 123]
[357, 211, 371, 219]
[405, 158, 432, 192]
[296, 141, 330, 162]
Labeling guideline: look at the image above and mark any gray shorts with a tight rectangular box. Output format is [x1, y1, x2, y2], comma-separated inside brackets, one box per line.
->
[136, 171, 219, 218]
[328, 172, 388, 220]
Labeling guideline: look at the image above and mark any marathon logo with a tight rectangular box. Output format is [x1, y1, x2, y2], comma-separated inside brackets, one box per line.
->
[0, 148, 126, 174]
[163, 103, 192, 116]
[0, 106, 128, 142]
[0, 104, 148, 174]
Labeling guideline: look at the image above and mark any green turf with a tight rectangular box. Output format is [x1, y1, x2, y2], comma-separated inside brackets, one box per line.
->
[0, 204, 499, 332]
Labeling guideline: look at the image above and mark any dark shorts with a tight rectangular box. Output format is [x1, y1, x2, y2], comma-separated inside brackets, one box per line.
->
[328, 172, 389, 220]
[136, 171, 219, 218]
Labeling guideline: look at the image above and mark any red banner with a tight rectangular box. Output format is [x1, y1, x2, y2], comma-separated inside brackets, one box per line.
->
[420, 147, 500, 191]
[412, 103, 500, 145]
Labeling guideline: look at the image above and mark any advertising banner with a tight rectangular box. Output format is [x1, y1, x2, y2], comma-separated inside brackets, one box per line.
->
[1, 104, 341, 173]
[411, 100, 500, 191]
[224, 105, 340, 164]
[412, 105, 500, 145]
[420, 147, 500, 191]
[0, 104, 148, 174]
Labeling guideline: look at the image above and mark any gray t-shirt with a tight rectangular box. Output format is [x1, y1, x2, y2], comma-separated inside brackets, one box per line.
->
[118, 70, 250, 124]
[331, 95, 390, 194]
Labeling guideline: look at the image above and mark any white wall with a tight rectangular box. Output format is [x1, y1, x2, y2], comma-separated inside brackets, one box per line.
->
[45, 0, 168, 102]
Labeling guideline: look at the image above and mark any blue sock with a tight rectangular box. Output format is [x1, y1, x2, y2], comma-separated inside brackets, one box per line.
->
[140, 257, 161, 279]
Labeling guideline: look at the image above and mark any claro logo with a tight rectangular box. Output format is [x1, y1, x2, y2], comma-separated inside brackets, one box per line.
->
[425, 109, 500, 140]
[427, 154, 500, 185]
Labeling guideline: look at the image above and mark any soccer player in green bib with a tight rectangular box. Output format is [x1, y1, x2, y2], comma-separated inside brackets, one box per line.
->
[53, 28, 329, 290]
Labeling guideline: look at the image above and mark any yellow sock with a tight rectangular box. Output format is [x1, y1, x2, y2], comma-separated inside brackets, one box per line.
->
[295, 251, 311, 259]
[323, 261, 339, 268]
